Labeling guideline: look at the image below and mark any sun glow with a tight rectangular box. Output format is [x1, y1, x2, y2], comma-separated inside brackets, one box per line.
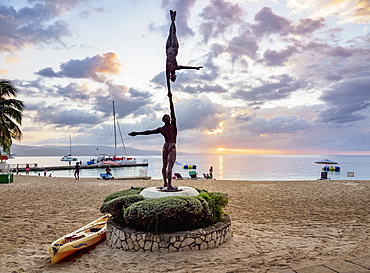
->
[215, 147, 287, 155]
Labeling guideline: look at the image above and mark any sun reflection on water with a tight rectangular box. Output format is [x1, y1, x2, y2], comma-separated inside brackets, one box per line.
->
[218, 155, 223, 179]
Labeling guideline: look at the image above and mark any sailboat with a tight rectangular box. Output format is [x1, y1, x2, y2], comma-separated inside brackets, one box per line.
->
[87, 101, 136, 166]
[60, 136, 78, 162]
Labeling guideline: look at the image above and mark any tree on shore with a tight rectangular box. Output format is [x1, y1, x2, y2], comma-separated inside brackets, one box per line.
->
[0, 79, 24, 155]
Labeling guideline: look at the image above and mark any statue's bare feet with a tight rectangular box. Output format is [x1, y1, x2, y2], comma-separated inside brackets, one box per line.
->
[170, 10, 176, 21]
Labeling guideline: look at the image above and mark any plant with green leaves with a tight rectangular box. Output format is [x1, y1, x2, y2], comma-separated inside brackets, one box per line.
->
[101, 187, 229, 234]
[123, 195, 213, 233]
[100, 194, 144, 224]
[0, 79, 24, 155]
[103, 187, 146, 202]
[198, 192, 228, 223]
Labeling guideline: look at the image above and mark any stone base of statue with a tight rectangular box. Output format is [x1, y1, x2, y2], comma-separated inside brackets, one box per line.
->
[105, 185, 232, 252]
[106, 215, 231, 252]
[141, 186, 199, 199]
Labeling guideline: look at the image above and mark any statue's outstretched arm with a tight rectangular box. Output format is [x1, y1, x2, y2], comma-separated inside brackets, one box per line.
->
[129, 128, 161, 136]
[177, 65, 203, 70]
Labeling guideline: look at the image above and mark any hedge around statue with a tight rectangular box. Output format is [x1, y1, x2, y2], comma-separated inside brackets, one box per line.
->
[100, 187, 228, 233]
[123, 195, 213, 233]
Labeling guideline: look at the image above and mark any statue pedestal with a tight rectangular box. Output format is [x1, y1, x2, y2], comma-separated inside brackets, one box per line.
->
[106, 216, 232, 252]
[140, 186, 199, 199]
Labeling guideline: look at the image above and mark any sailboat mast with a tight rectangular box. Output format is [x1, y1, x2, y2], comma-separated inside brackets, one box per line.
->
[113, 101, 117, 157]
[69, 135, 72, 155]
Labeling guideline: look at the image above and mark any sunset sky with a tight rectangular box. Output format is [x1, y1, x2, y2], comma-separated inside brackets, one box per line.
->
[1, 0, 370, 155]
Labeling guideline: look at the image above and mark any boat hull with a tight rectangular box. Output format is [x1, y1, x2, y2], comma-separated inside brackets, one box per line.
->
[48, 214, 109, 263]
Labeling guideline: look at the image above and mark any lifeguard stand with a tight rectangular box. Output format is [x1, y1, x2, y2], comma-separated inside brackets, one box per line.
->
[0, 154, 14, 183]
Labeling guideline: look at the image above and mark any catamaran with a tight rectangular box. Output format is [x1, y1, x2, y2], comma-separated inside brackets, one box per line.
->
[87, 101, 138, 166]
[60, 136, 78, 162]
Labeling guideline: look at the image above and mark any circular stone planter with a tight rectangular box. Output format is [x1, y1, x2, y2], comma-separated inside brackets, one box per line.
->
[106, 216, 231, 252]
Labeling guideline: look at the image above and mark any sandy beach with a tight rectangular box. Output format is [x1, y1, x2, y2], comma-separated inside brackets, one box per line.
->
[0, 176, 369, 273]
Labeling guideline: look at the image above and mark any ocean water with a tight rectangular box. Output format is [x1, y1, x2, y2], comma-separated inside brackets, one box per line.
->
[6, 154, 370, 180]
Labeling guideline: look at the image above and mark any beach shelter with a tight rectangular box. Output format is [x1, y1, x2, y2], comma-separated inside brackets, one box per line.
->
[315, 159, 340, 173]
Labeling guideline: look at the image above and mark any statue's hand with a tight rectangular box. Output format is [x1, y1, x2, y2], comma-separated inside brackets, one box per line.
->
[128, 132, 137, 137]
[196, 66, 203, 70]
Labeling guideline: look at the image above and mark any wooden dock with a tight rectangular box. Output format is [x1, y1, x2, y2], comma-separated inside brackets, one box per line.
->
[98, 176, 151, 180]
[280, 255, 370, 273]
[8, 162, 148, 172]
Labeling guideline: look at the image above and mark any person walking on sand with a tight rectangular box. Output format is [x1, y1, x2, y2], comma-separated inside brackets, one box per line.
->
[74, 162, 80, 180]
[129, 92, 177, 190]
[165, 10, 202, 93]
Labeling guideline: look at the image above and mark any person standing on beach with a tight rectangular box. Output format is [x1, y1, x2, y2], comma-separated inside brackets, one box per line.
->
[129, 92, 177, 190]
[25, 164, 30, 175]
[165, 10, 202, 93]
[74, 162, 80, 180]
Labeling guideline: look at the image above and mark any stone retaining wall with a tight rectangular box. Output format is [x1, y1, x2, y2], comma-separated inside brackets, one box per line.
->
[106, 216, 231, 252]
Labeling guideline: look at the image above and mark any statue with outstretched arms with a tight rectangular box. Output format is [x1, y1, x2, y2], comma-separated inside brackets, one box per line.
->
[129, 92, 177, 190]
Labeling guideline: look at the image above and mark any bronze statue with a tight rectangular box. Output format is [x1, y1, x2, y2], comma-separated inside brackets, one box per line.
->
[166, 10, 202, 93]
[129, 10, 203, 191]
[129, 92, 177, 190]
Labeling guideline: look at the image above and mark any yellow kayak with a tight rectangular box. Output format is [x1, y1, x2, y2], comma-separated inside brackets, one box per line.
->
[48, 214, 109, 263]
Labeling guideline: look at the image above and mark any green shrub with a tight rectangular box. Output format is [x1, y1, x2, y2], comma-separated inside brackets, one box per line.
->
[101, 187, 229, 234]
[123, 196, 213, 233]
[198, 192, 228, 223]
[193, 187, 208, 193]
[103, 187, 146, 202]
[100, 194, 144, 224]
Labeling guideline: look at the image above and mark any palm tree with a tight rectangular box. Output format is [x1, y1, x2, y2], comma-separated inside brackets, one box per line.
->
[0, 79, 24, 155]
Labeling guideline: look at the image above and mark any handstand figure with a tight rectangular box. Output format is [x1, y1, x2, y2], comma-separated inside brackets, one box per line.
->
[129, 91, 178, 190]
[166, 10, 202, 93]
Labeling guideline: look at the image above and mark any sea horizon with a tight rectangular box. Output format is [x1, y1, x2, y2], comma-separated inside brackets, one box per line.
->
[6, 154, 370, 181]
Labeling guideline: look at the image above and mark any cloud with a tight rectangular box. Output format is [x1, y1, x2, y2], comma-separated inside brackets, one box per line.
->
[227, 30, 259, 61]
[287, 0, 370, 24]
[291, 41, 370, 82]
[161, 0, 197, 36]
[251, 7, 291, 37]
[251, 7, 326, 38]
[55, 83, 91, 100]
[292, 18, 325, 35]
[234, 74, 302, 104]
[79, 7, 108, 18]
[35, 52, 122, 82]
[92, 82, 153, 118]
[199, 0, 245, 43]
[235, 113, 254, 124]
[241, 115, 312, 134]
[263, 46, 299, 66]
[179, 83, 227, 94]
[0, 3, 70, 54]
[317, 104, 369, 124]
[317, 77, 370, 124]
[28, 0, 101, 15]
[34, 105, 102, 127]
[175, 97, 224, 131]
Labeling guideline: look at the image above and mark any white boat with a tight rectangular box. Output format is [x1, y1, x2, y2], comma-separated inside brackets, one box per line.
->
[60, 154, 78, 162]
[60, 136, 78, 162]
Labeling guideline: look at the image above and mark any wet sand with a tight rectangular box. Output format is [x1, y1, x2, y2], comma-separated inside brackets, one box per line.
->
[0, 176, 369, 273]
